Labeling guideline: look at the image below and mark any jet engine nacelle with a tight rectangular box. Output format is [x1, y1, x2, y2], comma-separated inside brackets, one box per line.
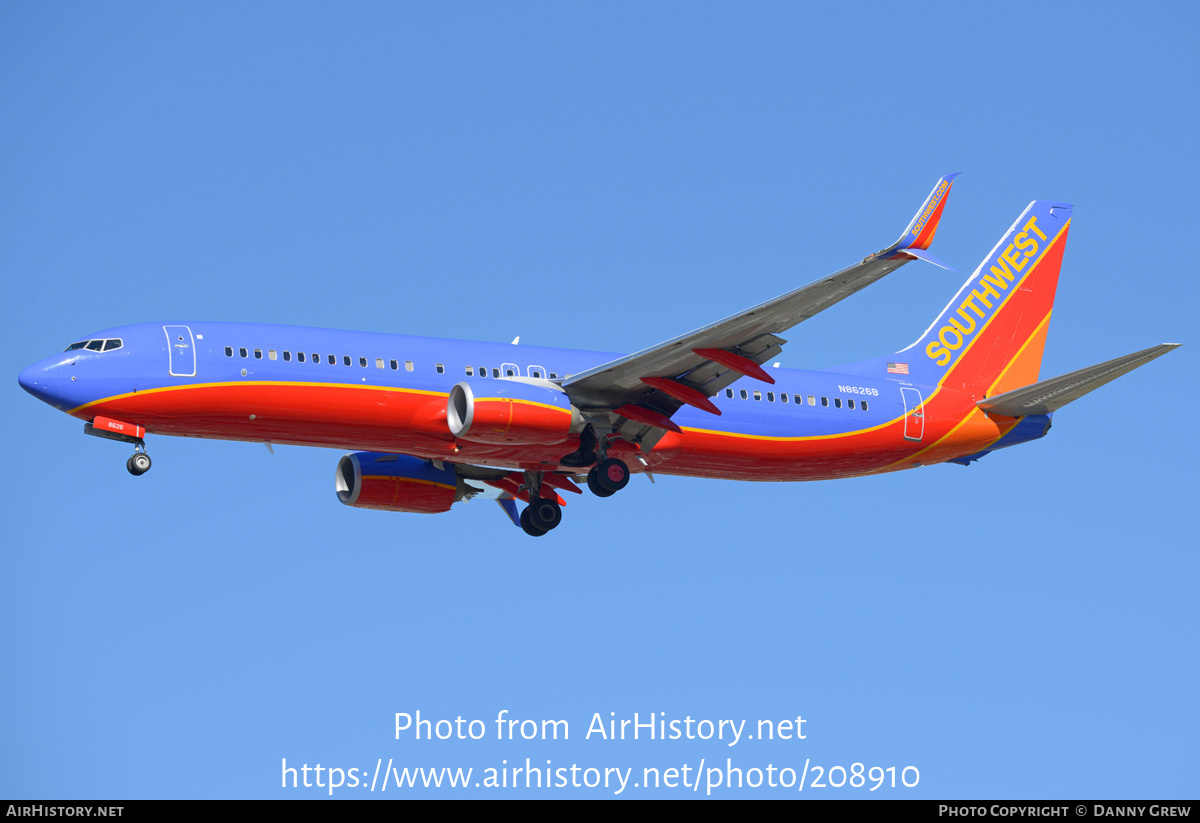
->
[446, 379, 580, 445]
[335, 452, 467, 514]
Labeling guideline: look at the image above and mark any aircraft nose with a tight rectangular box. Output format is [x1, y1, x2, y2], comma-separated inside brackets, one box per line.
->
[18, 363, 41, 394]
[18, 358, 72, 409]
[17, 364, 43, 395]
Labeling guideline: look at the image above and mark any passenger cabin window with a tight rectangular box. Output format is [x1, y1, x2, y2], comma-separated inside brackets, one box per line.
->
[505, 368, 515, 377]
[726, 389, 734, 398]
[465, 366, 474, 376]
[808, 395, 816, 406]
[492, 368, 500, 378]
[376, 358, 384, 369]
[390, 360, 398, 370]
[436, 363, 445, 374]
[753, 390, 762, 401]
[862, 400, 869, 411]
[821, 397, 829, 407]
[268, 349, 277, 360]
[328, 354, 336, 365]
[549, 372, 558, 379]
[297, 352, 305, 362]
[254, 348, 263, 359]
[780, 393, 788, 404]
[834, 398, 842, 409]
[240, 348, 248, 358]
[740, 389, 748, 400]
[479, 365, 487, 377]
[311, 353, 318, 364]
[359, 357, 367, 368]
[283, 351, 291, 362]
[767, 392, 775, 402]
[224, 346, 233, 357]
[405, 361, 414, 372]
[848, 399, 855, 409]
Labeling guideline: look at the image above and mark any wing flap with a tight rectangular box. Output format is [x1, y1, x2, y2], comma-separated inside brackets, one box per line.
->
[977, 344, 1180, 417]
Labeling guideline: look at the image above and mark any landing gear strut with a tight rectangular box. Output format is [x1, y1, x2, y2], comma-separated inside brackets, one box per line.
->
[587, 457, 629, 497]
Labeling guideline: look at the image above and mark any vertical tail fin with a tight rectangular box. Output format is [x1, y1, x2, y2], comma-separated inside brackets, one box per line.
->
[902, 200, 1073, 394]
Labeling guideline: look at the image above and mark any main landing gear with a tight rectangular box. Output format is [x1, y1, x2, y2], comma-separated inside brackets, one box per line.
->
[587, 457, 630, 498]
[517, 454, 631, 537]
[520, 496, 562, 537]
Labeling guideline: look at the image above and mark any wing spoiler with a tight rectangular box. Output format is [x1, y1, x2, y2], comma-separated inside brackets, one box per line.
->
[976, 344, 1180, 417]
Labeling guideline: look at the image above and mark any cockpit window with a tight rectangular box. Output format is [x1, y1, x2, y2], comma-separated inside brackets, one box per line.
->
[64, 338, 124, 352]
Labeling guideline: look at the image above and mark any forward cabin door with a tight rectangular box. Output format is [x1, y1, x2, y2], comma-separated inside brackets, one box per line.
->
[901, 387, 924, 442]
[164, 325, 196, 377]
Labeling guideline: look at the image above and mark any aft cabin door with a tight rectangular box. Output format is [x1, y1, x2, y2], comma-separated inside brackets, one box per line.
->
[164, 325, 196, 377]
[901, 387, 924, 442]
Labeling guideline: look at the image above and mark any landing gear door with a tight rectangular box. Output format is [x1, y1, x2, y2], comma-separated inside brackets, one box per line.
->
[164, 325, 196, 377]
[901, 387, 924, 442]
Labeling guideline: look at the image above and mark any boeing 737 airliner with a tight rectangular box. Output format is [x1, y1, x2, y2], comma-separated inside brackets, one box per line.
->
[17, 176, 1179, 535]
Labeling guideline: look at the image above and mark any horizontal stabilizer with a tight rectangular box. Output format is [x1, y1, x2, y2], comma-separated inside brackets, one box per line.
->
[977, 344, 1180, 417]
[497, 497, 521, 527]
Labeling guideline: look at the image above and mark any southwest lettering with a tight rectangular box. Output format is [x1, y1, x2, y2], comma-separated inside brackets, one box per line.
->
[910, 179, 950, 238]
[924, 212, 1058, 365]
[939, 327, 963, 350]
[962, 294, 987, 317]
[949, 309, 977, 336]
[1013, 230, 1039, 257]
[971, 289, 993, 312]
[989, 256, 1015, 283]
[925, 341, 951, 366]
[1001, 243, 1027, 272]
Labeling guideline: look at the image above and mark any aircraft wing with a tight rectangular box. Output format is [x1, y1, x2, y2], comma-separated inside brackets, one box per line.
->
[562, 174, 959, 440]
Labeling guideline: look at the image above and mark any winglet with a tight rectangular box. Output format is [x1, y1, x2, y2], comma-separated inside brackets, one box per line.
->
[890, 173, 960, 254]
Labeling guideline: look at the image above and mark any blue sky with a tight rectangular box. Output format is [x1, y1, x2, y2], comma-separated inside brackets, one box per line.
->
[2, 2, 1197, 799]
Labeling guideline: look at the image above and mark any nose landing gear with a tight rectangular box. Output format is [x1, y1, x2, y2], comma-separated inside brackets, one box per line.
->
[83, 419, 152, 476]
[126, 447, 152, 476]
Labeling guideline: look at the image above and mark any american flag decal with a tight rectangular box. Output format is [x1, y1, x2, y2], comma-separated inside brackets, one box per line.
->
[887, 362, 909, 375]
